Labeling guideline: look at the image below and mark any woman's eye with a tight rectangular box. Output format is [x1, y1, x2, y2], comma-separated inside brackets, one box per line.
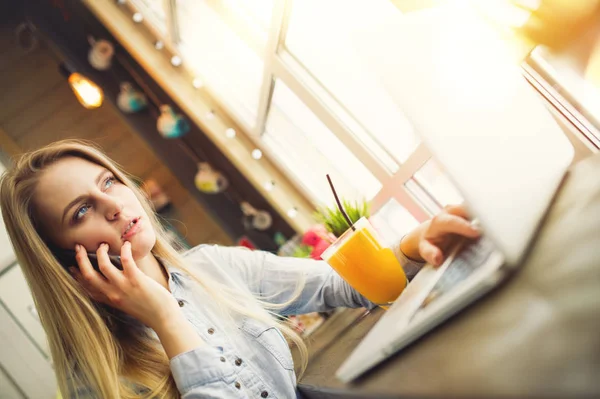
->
[104, 176, 116, 190]
[74, 204, 90, 221]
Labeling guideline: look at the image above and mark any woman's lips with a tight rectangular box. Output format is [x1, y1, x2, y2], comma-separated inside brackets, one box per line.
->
[122, 217, 142, 240]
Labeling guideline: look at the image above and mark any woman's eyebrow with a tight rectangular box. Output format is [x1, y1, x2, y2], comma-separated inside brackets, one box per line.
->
[61, 170, 108, 224]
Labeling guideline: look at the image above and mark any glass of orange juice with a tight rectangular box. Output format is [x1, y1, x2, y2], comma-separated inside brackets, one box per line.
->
[321, 217, 407, 307]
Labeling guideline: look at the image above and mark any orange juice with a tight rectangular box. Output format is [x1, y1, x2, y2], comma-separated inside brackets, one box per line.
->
[321, 217, 407, 306]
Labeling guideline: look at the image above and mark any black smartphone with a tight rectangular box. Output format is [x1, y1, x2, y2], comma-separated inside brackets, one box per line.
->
[53, 248, 123, 272]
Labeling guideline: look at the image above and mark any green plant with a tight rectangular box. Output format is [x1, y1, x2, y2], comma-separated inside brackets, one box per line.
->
[292, 244, 313, 258]
[315, 199, 370, 237]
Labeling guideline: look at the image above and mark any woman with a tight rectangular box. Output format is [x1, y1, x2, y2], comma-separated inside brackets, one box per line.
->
[0, 140, 479, 398]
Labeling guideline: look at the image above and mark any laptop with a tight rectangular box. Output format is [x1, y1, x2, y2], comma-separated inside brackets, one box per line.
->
[337, 2, 574, 383]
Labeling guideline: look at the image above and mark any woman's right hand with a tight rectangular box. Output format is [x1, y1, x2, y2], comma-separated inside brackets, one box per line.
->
[400, 204, 480, 266]
[68, 241, 180, 330]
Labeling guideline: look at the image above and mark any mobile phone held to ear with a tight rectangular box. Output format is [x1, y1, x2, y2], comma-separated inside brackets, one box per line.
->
[53, 248, 123, 272]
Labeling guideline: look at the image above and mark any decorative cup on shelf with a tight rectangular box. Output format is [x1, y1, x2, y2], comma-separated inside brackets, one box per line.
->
[141, 178, 171, 213]
[194, 162, 228, 194]
[87, 36, 114, 71]
[157, 105, 190, 138]
[321, 217, 407, 308]
[240, 201, 273, 231]
[117, 82, 148, 113]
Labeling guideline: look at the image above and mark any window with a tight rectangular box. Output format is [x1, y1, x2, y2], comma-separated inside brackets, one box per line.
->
[410, 159, 463, 210]
[128, 0, 167, 34]
[284, 0, 418, 170]
[175, 0, 265, 128]
[125, 0, 590, 227]
[263, 80, 381, 204]
[526, 44, 600, 145]
[221, 0, 274, 33]
[403, 159, 465, 216]
[481, 0, 600, 148]
[369, 198, 419, 247]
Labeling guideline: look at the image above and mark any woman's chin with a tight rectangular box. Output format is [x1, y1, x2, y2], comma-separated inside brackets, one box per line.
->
[130, 232, 156, 260]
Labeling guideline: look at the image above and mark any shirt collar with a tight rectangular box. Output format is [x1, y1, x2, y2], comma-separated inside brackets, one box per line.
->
[156, 255, 187, 286]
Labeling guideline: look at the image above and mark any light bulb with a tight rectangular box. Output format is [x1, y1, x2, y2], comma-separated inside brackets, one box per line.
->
[287, 207, 298, 218]
[264, 180, 275, 191]
[251, 149, 262, 160]
[68, 73, 104, 109]
[192, 77, 204, 88]
[170, 55, 182, 66]
[206, 110, 215, 120]
[225, 128, 236, 138]
[133, 12, 143, 23]
[154, 40, 164, 50]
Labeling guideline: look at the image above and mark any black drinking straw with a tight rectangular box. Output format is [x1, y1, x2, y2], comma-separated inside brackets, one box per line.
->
[326, 174, 356, 232]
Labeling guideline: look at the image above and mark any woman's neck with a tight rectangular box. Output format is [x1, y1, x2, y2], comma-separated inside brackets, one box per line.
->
[136, 253, 170, 292]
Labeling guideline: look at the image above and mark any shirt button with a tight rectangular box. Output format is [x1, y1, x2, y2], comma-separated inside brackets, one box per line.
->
[178, 300, 184, 307]
[261, 391, 269, 398]
[207, 328, 215, 335]
[235, 358, 242, 366]
[220, 356, 226, 362]
[234, 382, 241, 389]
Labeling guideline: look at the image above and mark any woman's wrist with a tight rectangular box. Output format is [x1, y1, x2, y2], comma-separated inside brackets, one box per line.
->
[141, 298, 182, 331]
[151, 308, 186, 335]
[399, 222, 429, 262]
[152, 310, 206, 360]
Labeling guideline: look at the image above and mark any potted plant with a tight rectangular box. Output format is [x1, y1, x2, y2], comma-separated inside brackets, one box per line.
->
[315, 198, 370, 238]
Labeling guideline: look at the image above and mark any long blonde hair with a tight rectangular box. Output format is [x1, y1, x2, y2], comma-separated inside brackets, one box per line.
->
[0, 140, 308, 398]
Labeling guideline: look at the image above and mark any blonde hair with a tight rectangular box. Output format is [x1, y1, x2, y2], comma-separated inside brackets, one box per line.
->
[0, 140, 308, 398]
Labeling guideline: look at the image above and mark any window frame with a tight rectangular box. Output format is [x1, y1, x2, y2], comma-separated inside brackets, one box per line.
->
[120, 0, 597, 228]
[125, 0, 432, 221]
[521, 57, 600, 150]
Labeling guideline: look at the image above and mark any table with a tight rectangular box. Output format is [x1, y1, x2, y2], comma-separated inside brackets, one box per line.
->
[297, 153, 600, 398]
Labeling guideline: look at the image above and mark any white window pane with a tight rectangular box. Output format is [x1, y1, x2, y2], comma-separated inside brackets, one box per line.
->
[176, 0, 263, 127]
[369, 198, 419, 247]
[222, 0, 273, 31]
[404, 179, 440, 216]
[530, 45, 600, 132]
[411, 159, 463, 207]
[263, 80, 381, 205]
[129, 0, 167, 34]
[0, 266, 50, 357]
[285, 0, 419, 165]
[0, 162, 16, 271]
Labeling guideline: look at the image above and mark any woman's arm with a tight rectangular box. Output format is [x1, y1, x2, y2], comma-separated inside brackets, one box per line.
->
[71, 242, 208, 359]
[153, 312, 206, 359]
[69, 243, 243, 398]
[200, 241, 426, 315]
[200, 204, 479, 316]
[201, 245, 378, 314]
[398, 204, 480, 266]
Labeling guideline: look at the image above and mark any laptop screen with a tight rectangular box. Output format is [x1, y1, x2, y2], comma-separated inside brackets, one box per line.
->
[352, 3, 573, 265]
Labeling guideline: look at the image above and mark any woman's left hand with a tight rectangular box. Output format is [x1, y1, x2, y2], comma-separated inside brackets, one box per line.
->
[400, 204, 481, 267]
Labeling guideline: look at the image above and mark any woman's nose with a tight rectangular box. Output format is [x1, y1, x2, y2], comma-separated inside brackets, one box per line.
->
[104, 196, 124, 220]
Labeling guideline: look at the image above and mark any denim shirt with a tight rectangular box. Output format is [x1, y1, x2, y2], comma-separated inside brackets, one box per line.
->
[70, 244, 423, 398]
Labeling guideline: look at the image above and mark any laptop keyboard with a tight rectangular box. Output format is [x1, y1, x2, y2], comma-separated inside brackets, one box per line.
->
[420, 236, 496, 309]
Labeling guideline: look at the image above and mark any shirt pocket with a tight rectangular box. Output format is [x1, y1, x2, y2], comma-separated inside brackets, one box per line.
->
[240, 318, 294, 371]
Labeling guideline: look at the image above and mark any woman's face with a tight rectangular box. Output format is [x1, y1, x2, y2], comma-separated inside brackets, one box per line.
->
[33, 156, 155, 259]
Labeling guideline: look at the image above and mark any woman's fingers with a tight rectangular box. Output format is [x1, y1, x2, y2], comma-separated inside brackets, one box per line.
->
[443, 204, 471, 219]
[428, 213, 480, 239]
[70, 243, 144, 307]
[96, 243, 125, 285]
[418, 204, 481, 267]
[69, 267, 109, 303]
[75, 245, 111, 293]
[419, 239, 444, 266]
[120, 241, 140, 281]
